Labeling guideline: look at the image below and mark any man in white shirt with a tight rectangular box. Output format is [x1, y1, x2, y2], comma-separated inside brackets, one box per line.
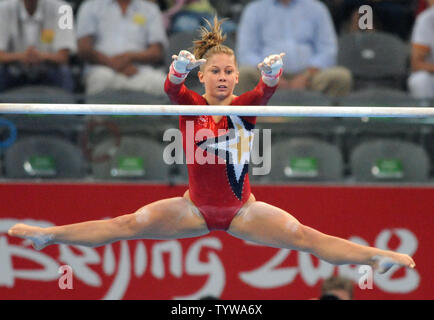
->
[236, 0, 352, 97]
[0, 0, 76, 92]
[76, 0, 169, 95]
[408, 0, 434, 99]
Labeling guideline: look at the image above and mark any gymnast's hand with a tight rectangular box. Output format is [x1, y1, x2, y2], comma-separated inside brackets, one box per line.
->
[171, 50, 207, 75]
[258, 53, 285, 86]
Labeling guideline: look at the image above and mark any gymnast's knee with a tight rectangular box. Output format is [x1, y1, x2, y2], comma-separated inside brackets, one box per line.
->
[112, 209, 151, 237]
[287, 222, 311, 251]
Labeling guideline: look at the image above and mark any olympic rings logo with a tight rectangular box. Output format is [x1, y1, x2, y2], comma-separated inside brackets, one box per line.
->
[0, 118, 17, 149]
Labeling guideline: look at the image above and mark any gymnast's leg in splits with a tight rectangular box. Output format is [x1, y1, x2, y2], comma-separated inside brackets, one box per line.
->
[8, 192, 210, 250]
[228, 198, 416, 273]
[8, 194, 416, 273]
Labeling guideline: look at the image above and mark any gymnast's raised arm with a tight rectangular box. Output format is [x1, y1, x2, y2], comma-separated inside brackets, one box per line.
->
[169, 50, 206, 84]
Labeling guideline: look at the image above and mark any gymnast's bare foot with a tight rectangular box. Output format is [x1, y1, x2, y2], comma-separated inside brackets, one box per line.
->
[8, 223, 54, 250]
[371, 252, 416, 274]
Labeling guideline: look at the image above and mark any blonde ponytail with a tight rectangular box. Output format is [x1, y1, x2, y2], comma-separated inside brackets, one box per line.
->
[192, 16, 236, 67]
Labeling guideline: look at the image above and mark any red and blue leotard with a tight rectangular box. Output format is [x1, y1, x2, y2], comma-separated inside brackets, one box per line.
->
[164, 76, 277, 230]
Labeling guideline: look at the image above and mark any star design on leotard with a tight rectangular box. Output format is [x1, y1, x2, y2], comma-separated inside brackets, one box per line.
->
[196, 116, 255, 200]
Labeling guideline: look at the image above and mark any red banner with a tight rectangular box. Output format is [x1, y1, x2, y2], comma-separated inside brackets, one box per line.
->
[0, 183, 432, 300]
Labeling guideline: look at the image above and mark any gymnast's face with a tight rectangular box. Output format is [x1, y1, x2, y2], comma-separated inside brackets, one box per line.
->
[198, 53, 239, 102]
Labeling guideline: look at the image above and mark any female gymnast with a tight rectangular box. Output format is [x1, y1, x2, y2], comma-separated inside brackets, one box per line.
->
[8, 17, 415, 274]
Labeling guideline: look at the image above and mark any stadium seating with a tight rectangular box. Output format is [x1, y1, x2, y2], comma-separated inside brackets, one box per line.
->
[4, 135, 86, 179]
[338, 31, 409, 90]
[350, 138, 430, 182]
[0, 85, 76, 104]
[91, 136, 169, 181]
[266, 137, 344, 183]
[268, 89, 332, 107]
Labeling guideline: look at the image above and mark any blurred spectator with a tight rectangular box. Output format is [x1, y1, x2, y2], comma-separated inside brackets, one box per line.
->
[162, 0, 215, 32]
[236, 0, 352, 98]
[76, 0, 168, 95]
[152, 0, 236, 34]
[0, 0, 76, 93]
[417, 0, 428, 16]
[325, 0, 415, 40]
[151, 0, 169, 12]
[408, 0, 434, 100]
[319, 276, 354, 300]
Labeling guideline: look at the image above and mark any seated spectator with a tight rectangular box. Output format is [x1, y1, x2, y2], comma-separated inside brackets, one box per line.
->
[163, 0, 215, 33]
[319, 276, 354, 300]
[155, 0, 236, 34]
[236, 0, 352, 98]
[0, 0, 76, 93]
[408, 0, 434, 99]
[76, 0, 168, 95]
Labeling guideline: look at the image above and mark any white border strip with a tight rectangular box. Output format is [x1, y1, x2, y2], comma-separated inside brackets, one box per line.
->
[0, 103, 433, 118]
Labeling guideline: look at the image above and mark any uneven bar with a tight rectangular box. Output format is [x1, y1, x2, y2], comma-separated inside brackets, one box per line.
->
[0, 103, 433, 118]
